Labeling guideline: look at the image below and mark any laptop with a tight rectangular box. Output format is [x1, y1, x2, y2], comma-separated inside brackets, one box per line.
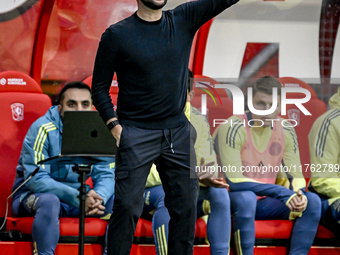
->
[38, 111, 116, 166]
[61, 111, 117, 156]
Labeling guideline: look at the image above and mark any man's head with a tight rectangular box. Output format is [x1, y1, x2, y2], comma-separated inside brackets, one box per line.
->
[250, 76, 282, 127]
[58, 81, 93, 119]
[139, 0, 167, 10]
[187, 69, 195, 102]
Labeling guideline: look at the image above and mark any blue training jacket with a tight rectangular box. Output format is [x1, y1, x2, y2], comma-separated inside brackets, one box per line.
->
[11, 106, 115, 209]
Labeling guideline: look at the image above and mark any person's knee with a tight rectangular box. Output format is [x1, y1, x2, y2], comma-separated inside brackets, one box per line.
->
[153, 190, 166, 208]
[304, 192, 322, 219]
[209, 188, 230, 211]
[230, 191, 256, 218]
[34, 193, 61, 218]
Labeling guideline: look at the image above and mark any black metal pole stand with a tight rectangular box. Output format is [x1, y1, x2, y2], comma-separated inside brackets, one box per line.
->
[72, 165, 91, 255]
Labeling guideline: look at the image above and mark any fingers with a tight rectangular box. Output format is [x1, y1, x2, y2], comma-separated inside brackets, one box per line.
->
[87, 204, 105, 215]
[200, 157, 205, 166]
[87, 189, 96, 196]
[293, 196, 304, 206]
[198, 171, 215, 180]
[215, 178, 227, 183]
[210, 178, 228, 187]
[286, 202, 293, 211]
[87, 190, 103, 200]
[294, 196, 307, 212]
[199, 178, 229, 188]
[197, 160, 216, 179]
[289, 196, 302, 210]
[86, 207, 105, 216]
[98, 204, 106, 211]
[287, 194, 307, 212]
[92, 199, 103, 208]
[91, 193, 104, 200]
[85, 196, 95, 212]
[301, 196, 307, 211]
[286, 195, 298, 211]
[112, 125, 122, 147]
[204, 161, 215, 167]
[297, 190, 303, 196]
[211, 179, 229, 188]
[85, 198, 106, 215]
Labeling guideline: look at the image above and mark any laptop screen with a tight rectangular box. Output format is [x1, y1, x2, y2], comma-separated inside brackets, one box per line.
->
[61, 111, 116, 156]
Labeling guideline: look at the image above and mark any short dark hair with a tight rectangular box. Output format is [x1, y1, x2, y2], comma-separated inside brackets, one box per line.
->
[188, 69, 194, 92]
[252, 76, 282, 97]
[58, 81, 91, 104]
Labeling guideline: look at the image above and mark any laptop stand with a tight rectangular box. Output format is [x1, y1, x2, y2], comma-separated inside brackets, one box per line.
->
[38, 155, 114, 255]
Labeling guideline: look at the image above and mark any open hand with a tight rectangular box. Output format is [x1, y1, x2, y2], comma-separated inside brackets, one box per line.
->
[200, 178, 229, 188]
[197, 157, 216, 180]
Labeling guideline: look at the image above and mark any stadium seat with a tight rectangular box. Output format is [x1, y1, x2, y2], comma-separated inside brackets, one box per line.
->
[82, 74, 118, 110]
[6, 217, 107, 238]
[0, 70, 52, 219]
[0, 242, 103, 255]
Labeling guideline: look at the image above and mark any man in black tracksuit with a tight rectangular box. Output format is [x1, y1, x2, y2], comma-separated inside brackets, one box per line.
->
[91, 0, 239, 254]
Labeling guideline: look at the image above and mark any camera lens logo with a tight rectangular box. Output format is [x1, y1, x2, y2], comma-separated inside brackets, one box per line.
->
[91, 130, 98, 138]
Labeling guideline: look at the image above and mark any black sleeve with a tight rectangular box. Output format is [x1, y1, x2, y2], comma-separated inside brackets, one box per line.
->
[91, 28, 117, 123]
[175, 0, 239, 31]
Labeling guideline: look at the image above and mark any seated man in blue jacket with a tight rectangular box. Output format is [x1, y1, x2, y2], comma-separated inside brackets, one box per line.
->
[11, 81, 115, 255]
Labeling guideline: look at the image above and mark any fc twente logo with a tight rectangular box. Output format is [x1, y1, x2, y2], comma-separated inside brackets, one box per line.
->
[11, 103, 24, 121]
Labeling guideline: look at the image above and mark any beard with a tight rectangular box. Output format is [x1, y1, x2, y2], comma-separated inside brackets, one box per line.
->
[140, 0, 168, 10]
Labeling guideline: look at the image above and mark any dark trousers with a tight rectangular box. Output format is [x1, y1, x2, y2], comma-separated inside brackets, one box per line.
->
[12, 193, 114, 255]
[107, 122, 199, 255]
[230, 191, 321, 255]
[319, 197, 340, 236]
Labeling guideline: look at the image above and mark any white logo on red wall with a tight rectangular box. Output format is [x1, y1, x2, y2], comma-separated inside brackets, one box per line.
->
[11, 103, 24, 121]
[0, 78, 27, 86]
[287, 109, 300, 126]
[0, 78, 6, 85]
[8, 78, 26, 85]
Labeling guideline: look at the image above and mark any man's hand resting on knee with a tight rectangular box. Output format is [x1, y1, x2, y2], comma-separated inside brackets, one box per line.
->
[287, 190, 307, 212]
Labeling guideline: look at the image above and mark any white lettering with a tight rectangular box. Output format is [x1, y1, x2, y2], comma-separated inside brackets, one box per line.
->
[281, 88, 311, 115]
[213, 119, 228, 127]
[202, 84, 312, 116]
[247, 87, 278, 116]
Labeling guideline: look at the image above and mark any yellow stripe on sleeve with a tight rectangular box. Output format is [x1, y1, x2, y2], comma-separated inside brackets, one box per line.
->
[33, 123, 56, 165]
